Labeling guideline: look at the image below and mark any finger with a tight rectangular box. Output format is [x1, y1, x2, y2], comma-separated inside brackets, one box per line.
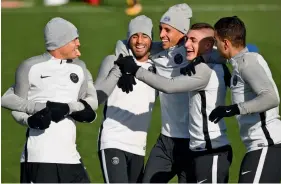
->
[214, 117, 222, 124]
[131, 76, 137, 85]
[180, 68, 186, 75]
[118, 54, 123, 59]
[187, 70, 191, 76]
[209, 113, 215, 122]
[128, 76, 134, 92]
[125, 82, 130, 93]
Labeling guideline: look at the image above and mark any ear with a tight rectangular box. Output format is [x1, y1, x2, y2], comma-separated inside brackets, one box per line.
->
[224, 39, 231, 50]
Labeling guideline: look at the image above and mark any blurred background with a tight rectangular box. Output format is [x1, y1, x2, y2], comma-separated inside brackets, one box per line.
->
[2, 0, 281, 183]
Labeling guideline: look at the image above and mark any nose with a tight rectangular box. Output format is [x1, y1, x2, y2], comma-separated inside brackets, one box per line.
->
[136, 36, 142, 44]
[185, 38, 191, 49]
[159, 29, 166, 39]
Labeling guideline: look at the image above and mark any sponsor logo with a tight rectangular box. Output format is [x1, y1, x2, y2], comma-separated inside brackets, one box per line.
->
[40, 75, 51, 79]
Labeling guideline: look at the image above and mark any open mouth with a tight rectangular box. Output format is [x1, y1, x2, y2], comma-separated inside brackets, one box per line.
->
[161, 39, 169, 44]
[135, 45, 145, 52]
[187, 49, 194, 54]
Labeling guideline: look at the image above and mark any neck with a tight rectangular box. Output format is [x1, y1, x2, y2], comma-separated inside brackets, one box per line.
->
[229, 46, 245, 58]
[49, 50, 64, 60]
[136, 54, 149, 62]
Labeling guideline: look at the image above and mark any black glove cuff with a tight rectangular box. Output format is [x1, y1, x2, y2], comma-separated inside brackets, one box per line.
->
[231, 104, 240, 115]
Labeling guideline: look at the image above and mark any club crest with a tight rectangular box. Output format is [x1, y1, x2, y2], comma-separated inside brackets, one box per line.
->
[70, 73, 79, 83]
[174, 53, 183, 64]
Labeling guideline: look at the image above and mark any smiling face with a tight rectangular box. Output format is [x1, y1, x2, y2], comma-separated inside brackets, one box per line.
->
[159, 23, 184, 49]
[58, 38, 81, 59]
[129, 32, 151, 62]
[184, 23, 215, 61]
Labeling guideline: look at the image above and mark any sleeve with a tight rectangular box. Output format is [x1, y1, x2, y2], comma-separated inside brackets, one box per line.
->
[94, 55, 122, 105]
[135, 63, 212, 93]
[10, 61, 33, 126]
[11, 111, 30, 127]
[115, 40, 130, 57]
[237, 55, 279, 114]
[1, 86, 46, 114]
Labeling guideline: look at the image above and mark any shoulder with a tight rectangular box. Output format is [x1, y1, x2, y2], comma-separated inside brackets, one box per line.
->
[72, 58, 86, 68]
[16, 53, 50, 73]
[150, 41, 164, 57]
[238, 52, 265, 71]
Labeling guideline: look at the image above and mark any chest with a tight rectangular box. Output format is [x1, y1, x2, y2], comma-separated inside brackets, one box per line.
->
[28, 63, 84, 100]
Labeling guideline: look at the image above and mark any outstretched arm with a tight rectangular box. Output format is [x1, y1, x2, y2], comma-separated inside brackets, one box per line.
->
[135, 63, 212, 93]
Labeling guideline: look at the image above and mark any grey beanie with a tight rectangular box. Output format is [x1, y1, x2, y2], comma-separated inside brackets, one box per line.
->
[127, 15, 153, 41]
[44, 17, 79, 51]
[160, 3, 192, 34]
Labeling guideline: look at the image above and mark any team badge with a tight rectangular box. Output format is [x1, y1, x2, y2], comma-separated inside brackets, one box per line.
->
[70, 73, 79, 83]
[232, 75, 238, 86]
[163, 16, 170, 22]
[111, 157, 119, 165]
[148, 66, 156, 73]
[174, 53, 183, 64]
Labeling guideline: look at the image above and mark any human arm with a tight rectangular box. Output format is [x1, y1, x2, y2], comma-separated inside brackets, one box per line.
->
[94, 55, 122, 105]
[237, 54, 279, 114]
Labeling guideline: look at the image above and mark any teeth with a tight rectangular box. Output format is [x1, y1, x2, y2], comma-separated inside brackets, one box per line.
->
[136, 45, 145, 49]
[162, 39, 168, 42]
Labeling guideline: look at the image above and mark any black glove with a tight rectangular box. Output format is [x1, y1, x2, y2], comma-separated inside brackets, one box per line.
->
[27, 107, 52, 130]
[180, 56, 205, 76]
[114, 54, 140, 75]
[46, 101, 70, 122]
[69, 99, 97, 123]
[117, 74, 137, 93]
[209, 104, 240, 123]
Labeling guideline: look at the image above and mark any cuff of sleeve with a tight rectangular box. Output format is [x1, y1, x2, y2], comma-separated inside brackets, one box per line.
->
[237, 103, 248, 115]
[111, 65, 122, 77]
[68, 102, 85, 114]
[33, 103, 46, 114]
[135, 67, 144, 80]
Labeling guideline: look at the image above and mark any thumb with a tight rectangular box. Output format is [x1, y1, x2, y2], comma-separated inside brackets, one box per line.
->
[118, 54, 123, 59]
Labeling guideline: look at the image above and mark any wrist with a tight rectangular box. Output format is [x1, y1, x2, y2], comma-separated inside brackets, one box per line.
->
[132, 65, 140, 75]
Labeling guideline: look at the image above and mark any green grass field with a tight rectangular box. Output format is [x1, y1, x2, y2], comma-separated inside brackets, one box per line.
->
[1, 0, 281, 182]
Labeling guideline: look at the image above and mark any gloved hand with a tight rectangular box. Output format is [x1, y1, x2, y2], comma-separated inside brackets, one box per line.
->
[46, 101, 70, 122]
[114, 54, 140, 75]
[117, 74, 137, 94]
[180, 55, 205, 76]
[69, 99, 97, 123]
[209, 104, 240, 123]
[27, 107, 52, 130]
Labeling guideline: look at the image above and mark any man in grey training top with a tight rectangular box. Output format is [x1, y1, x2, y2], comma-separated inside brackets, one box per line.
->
[1, 17, 100, 183]
[210, 16, 281, 183]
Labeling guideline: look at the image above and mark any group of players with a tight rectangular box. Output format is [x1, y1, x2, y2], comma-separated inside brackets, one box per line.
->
[2, 3, 281, 184]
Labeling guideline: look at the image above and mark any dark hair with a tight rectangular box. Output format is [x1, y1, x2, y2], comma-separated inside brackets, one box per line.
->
[190, 23, 214, 30]
[214, 16, 246, 47]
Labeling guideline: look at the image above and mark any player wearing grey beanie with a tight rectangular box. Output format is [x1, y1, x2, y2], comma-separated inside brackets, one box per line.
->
[127, 15, 153, 41]
[44, 17, 81, 59]
[113, 3, 196, 183]
[160, 3, 192, 35]
[159, 3, 192, 50]
[0, 17, 99, 183]
[96, 15, 157, 183]
[126, 15, 153, 61]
